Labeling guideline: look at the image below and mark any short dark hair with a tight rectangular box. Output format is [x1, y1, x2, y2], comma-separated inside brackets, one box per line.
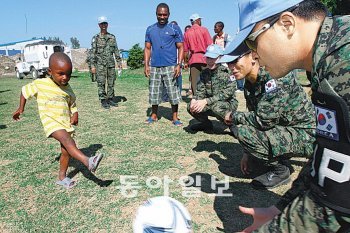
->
[156, 3, 170, 13]
[293, 0, 327, 20]
[265, 0, 327, 23]
[49, 52, 71, 67]
[215, 21, 224, 28]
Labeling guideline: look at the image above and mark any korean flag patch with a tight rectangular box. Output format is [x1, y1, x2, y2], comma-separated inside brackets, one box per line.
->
[265, 79, 277, 93]
[315, 106, 339, 141]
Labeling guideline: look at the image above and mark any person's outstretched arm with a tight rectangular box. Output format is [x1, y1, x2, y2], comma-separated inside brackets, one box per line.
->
[13, 93, 27, 121]
[144, 42, 151, 78]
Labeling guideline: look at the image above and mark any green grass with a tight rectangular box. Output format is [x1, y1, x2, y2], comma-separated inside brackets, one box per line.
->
[0, 70, 305, 232]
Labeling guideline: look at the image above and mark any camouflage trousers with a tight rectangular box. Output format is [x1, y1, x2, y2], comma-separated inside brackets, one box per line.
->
[236, 125, 315, 160]
[96, 66, 116, 100]
[187, 101, 234, 124]
[254, 191, 350, 233]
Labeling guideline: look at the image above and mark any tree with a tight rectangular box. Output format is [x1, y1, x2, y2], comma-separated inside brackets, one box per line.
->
[70, 37, 80, 49]
[127, 43, 144, 70]
[47, 36, 64, 44]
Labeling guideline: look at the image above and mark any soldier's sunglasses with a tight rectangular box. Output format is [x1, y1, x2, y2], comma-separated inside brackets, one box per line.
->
[244, 16, 280, 52]
[245, 5, 298, 51]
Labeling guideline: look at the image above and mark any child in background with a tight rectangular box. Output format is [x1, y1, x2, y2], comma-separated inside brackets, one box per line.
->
[12, 52, 103, 189]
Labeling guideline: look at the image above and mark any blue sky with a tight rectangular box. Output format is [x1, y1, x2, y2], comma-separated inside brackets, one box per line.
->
[1, 0, 239, 50]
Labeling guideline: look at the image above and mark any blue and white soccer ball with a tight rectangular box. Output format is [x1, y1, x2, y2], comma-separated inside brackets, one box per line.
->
[133, 196, 192, 233]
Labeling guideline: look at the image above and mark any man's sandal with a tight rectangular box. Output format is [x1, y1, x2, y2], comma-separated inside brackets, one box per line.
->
[56, 177, 77, 189]
[88, 152, 104, 173]
[172, 120, 183, 127]
[144, 117, 158, 124]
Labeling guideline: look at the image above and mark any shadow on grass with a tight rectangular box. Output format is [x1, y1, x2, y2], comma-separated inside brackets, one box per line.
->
[187, 172, 281, 232]
[0, 89, 11, 94]
[56, 144, 113, 187]
[194, 140, 307, 178]
[0, 124, 7, 129]
[0, 102, 7, 105]
[193, 140, 246, 178]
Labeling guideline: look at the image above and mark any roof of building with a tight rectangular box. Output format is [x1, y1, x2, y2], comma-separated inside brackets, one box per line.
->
[0, 38, 44, 47]
[24, 40, 65, 47]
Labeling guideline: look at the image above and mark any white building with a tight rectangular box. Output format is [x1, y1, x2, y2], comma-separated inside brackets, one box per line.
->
[0, 38, 44, 56]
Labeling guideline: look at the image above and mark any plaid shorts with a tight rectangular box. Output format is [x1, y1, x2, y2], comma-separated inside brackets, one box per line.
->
[149, 66, 181, 105]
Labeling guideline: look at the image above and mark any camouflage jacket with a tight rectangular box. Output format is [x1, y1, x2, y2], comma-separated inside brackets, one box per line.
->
[86, 49, 93, 66]
[233, 69, 316, 131]
[243, 68, 271, 112]
[276, 16, 350, 211]
[196, 64, 238, 110]
[91, 32, 121, 68]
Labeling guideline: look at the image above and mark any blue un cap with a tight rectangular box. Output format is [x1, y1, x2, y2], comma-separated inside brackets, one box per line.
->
[224, 0, 304, 55]
[204, 44, 224, 58]
[217, 42, 250, 64]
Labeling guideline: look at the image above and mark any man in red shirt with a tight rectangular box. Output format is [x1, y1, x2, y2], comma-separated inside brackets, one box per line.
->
[184, 13, 212, 96]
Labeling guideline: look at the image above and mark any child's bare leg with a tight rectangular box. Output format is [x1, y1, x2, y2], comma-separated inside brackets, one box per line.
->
[59, 144, 70, 181]
[51, 130, 89, 167]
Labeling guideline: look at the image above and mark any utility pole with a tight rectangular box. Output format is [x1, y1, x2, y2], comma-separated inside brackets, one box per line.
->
[25, 14, 27, 34]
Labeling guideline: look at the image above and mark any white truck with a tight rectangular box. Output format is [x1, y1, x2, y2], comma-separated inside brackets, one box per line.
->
[15, 41, 72, 79]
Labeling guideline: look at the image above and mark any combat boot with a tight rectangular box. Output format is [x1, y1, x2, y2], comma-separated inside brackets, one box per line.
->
[108, 98, 118, 107]
[251, 162, 291, 189]
[101, 99, 110, 109]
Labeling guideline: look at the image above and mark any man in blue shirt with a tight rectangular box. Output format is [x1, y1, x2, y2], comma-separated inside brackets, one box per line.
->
[144, 3, 184, 126]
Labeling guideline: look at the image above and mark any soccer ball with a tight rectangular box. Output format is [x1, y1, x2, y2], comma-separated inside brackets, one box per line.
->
[133, 196, 192, 233]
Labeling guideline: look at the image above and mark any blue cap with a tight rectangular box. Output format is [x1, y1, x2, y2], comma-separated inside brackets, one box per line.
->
[217, 42, 250, 64]
[224, 0, 303, 55]
[204, 44, 224, 58]
[216, 54, 239, 64]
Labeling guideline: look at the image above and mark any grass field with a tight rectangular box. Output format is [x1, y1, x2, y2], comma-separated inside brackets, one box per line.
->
[0, 69, 307, 232]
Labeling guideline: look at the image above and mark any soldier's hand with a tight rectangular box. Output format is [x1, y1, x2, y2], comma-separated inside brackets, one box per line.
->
[189, 99, 197, 113]
[144, 66, 150, 78]
[239, 205, 281, 233]
[241, 153, 250, 175]
[224, 112, 233, 125]
[91, 67, 96, 74]
[192, 99, 207, 113]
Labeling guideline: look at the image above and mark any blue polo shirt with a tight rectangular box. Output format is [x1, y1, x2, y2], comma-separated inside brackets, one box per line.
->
[145, 23, 183, 67]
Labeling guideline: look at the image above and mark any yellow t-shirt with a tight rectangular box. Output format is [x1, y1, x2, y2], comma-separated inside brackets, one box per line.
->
[22, 77, 78, 137]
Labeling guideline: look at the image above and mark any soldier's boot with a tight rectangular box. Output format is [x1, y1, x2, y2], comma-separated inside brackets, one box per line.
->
[101, 99, 110, 109]
[190, 121, 213, 132]
[251, 161, 291, 189]
[108, 98, 118, 107]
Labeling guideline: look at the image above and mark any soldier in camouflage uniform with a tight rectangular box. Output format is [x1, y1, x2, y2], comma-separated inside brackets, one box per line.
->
[91, 16, 122, 109]
[220, 43, 315, 189]
[85, 48, 96, 82]
[188, 44, 238, 131]
[223, 0, 350, 232]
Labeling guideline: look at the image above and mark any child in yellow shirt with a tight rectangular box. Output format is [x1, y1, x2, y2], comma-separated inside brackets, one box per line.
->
[13, 52, 103, 189]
